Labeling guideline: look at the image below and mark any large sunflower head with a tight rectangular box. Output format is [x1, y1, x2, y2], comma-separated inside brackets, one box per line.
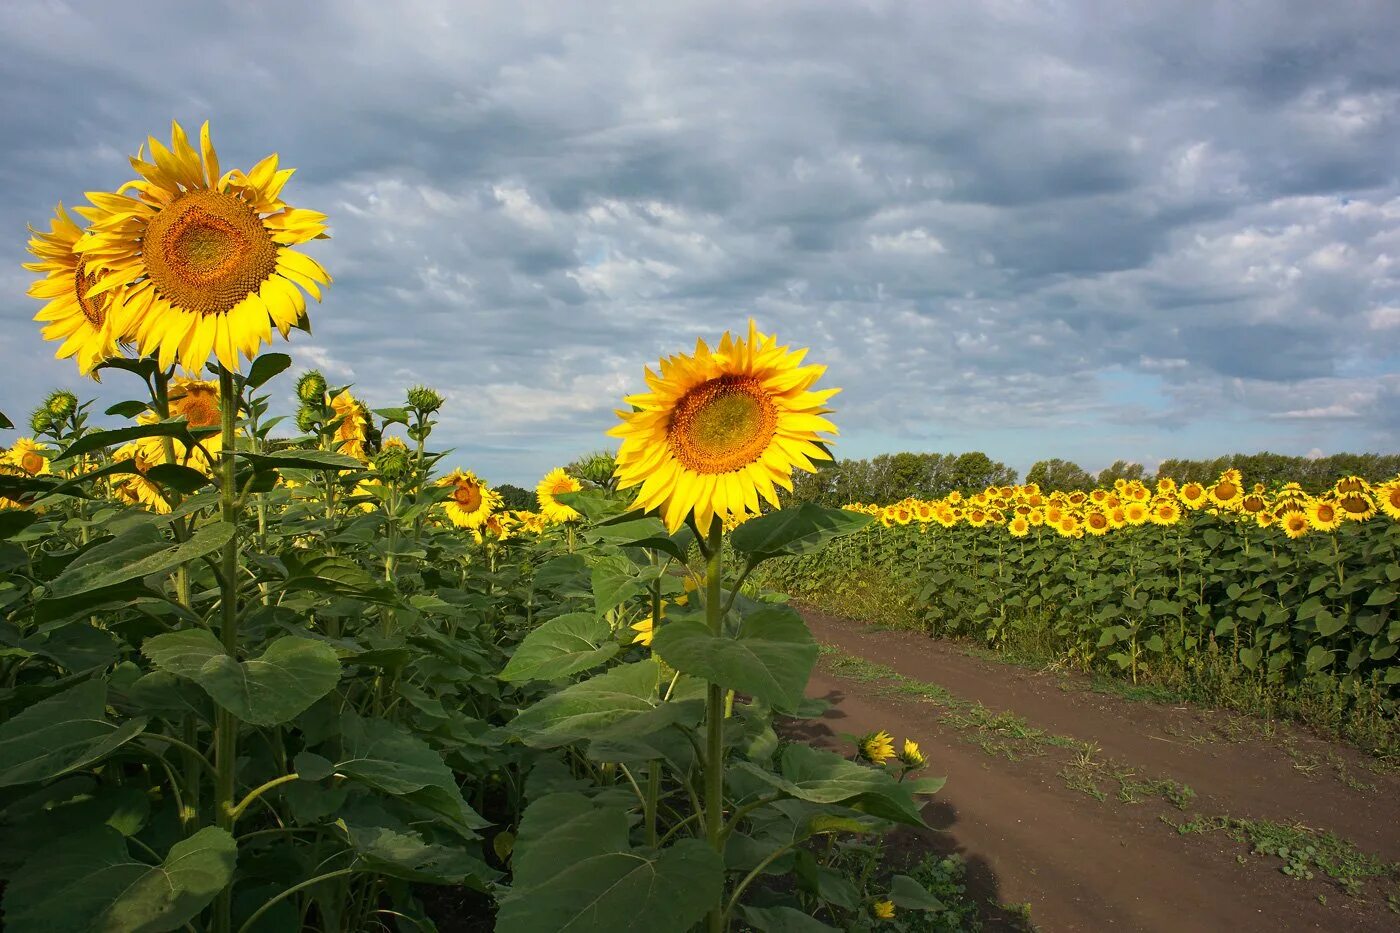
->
[1178, 482, 1207, 509]
[74, 121, 330, 373]
[1281, 511, 1310, 539]
[1336, 492, 1376, 521]
[24, 203, 132, 376]
[536, 467, 583, 523]
[609, 320, 839, 533]
[1084, 510, 1111, 536]
[438, 468, 500, 529]
[1306, 498, 1343, 532]
[1377, 480, 1400, 521]
[1149, 499, 1181, 526]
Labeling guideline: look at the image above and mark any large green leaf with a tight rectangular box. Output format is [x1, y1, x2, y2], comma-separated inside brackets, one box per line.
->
[143, 632, 341, 726]
[592, 558, 645, 618]
[0, 680, 147, 788]
[1, 825, 235, 932]
[46, 522, 234, 599]
[733, 744, 932, 826]
[729, 503, 873, 561]
[346, 823, 494, 886]
[499, 612, 619, 682]
[328, 713, 488, 832]
[587, 516, 693, 561]
[496, 792, 723, 933]
[54, 419, 195, 462]
[509, 659, 699, 749]
[653, 604, 816, 711]
[244, 352, 292, 389]
[741, 906, 842, 932]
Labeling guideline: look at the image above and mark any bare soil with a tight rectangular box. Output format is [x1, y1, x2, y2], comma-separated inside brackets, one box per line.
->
[788, 604, 1400, 933]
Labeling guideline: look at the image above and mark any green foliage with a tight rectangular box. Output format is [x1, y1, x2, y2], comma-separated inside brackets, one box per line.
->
[789, 451, 1018, 505]
[1026, 457, 1095, 492]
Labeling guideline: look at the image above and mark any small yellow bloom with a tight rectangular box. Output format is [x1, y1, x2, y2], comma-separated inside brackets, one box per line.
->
[871, 899, 895, 920]
[898, 738, 926, 769]
[859, 730, 895, 765]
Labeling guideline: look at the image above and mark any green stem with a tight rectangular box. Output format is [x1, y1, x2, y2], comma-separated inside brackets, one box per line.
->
[229, 772, 300, 823]
[236, 869, 360, 933]
[212, 368, 241, 933]
[703, 517, 726, 933]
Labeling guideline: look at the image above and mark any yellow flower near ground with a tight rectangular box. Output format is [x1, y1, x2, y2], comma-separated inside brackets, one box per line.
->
[438, 468, 500, 529]
[24, 204, 129, 375]
[609, 320, 838, 533]
[536, 467, 582, 523]
[898, 738, 926, 768]
[859, 730, 895, 765]
[74, 121, 330, 373]
[871, 900, 895, 920]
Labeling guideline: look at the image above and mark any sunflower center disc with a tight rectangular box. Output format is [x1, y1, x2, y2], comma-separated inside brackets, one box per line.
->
[20, 452, 44, 475]
[143, 190, 278, 316]
[454, 482, 482, 512]
[669, 376, 778, 474]
[551, 481, 574, 495]
[173, 388, 221, 429]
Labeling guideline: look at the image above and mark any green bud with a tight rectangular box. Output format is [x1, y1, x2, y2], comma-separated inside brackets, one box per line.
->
[295, 404, 320, 434]
[374, 444, 413, 482]
[296, 370, 328, 404]
[407, 385, 444, 414]
[29, 406, 55, 436]
[44, 390, 79, 422]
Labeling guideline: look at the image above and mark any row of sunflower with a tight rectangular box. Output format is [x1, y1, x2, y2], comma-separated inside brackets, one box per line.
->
[847, 470, 1400, 539]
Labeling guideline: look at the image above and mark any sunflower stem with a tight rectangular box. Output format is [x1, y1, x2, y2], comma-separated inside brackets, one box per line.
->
[702, 517, 727, 933]
[212, 367, 241, 933]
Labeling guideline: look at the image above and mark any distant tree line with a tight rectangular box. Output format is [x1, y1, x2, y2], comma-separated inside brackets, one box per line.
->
[785, 450, 1400, 503]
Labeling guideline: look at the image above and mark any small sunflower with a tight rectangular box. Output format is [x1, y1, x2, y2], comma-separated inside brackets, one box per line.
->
[1008, 515, 1031, 537]
[858, 730, 895, 765]
[1281, 511, 1309, 539]
[1306, 498, 1343, 532]
[1156, 477, 1177, 496]
[24, 203, 130, 375]
[331, 390, 369, 461]
[1255, 509, 1278, 529]
[111, 441, 171, 513]
[1240, 494, 1268, 515]
[536, 467, 583, 523]
[439, 468, 500, 529]
[1124, 502, 1149, 526]
[2, 438, 53, 477]
[1334, 475, 1370, 496]
[1149, 499, 1181, 526]
[1207, 474, 1242, 509]
[74, 121, 330, 373]
[1377, 481, 1400, 520]
[1178, 482, 1207, 509]
[630, 601, 666, 647]
[871, 900, 896, 921]
[609, 320, 838, 533]
[1336, 492, 1376, 521]
[898, 739, 926, 769]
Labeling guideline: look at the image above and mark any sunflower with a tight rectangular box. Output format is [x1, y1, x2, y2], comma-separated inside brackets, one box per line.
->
[1090, 489, 1109, 506]
[914, 501, 935, 523]
[474, 510, 517, 544]
[871, 900, 895, 921]
[858, 730, 895, 765]
[74, 121, 330, 373]
[1027, 508, 1045, 526]
[438, 468, 500, 529]
[1008, 515, 1031, 537]
[111, 441, 171, 513]
[1084, 510, 1111, 536]
[536, 467, 582, 523]
[1281, 511, 1309, 539]
[1178, 482, 1207, 509]
[1149, 499, 1181, 526]
[1124, 502, 1149, 526]
[2, 438, 53, 477]
[1156, 477, 1177, 496]
[630, 601, 666, 647]
[1255, 510, 1277, 529]
[331, 390, 369, 461]
[1377, 481, 1400, 521]
[609, 320, 838, 533]
[1306, 498, 1343, 532]
[24, 203, 130, 375]
[1334, 475, 1370, 496]
[1240, 494, 1268, 515]
[1336, 492, 1376, 521]
[897, 739, 926, 769]
[1207, 474, 1242, 509]
[946, 491, 963, 505]
[1055, 514, 1082, 537]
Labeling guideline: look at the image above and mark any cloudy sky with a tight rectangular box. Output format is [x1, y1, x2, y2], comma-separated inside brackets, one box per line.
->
[2, 1, 1397, 485]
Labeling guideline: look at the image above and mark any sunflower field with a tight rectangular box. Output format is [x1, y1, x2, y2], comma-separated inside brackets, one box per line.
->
[0, 123, 959, 932]
[762, 475, 1400, 750]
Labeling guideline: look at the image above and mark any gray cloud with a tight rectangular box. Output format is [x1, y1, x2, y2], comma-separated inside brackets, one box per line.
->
[2, 0, 1398, 483]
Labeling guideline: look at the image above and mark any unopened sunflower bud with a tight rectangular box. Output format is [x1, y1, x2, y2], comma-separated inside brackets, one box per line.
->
[28, 407, 55, 436]
[295, 404, 320, 434]
[374, 444, 413, 481]
[296, 370, 327, 404]
[407, 385, 444, 414]
[45, 390, 79, 422]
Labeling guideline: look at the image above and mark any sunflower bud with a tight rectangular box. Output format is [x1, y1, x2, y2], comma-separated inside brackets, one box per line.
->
[45, 390, 79, 422]
[295, 404, 320, 434]
[28, 406, 55, 436]
[407, 385, 444, 414]
[374, 444, 413, 482]
[296, 370, 328, 404]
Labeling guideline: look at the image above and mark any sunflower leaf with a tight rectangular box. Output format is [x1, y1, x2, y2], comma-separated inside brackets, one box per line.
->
[243, 352, 292, 390]
[238, 449, 363, 471]
[652, 603, 817, 711]
[55, 419, 196, 462]
[499, 612, 619, 683]
[730, 503, 873, 562]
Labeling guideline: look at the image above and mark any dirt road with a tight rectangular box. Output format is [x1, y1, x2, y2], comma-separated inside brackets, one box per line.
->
[790, 606, 1400, 933]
